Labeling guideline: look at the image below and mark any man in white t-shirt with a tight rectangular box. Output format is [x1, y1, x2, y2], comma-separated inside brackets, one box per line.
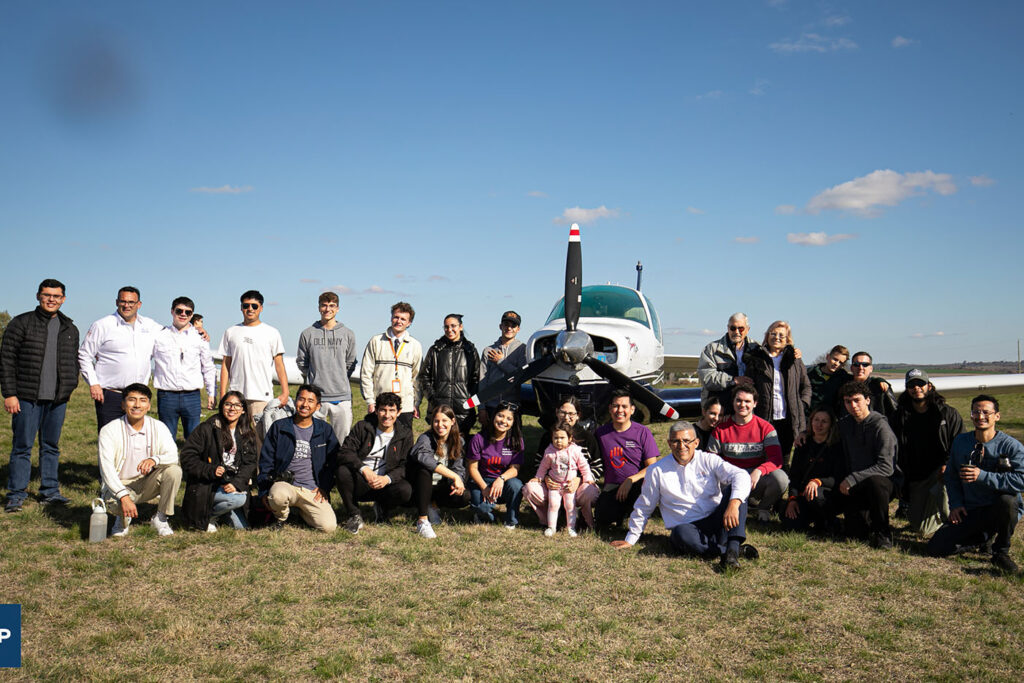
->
[218, 290, 289, 419]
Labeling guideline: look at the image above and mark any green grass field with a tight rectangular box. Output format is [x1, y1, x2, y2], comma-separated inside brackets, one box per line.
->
[2, 386, 1023, 681]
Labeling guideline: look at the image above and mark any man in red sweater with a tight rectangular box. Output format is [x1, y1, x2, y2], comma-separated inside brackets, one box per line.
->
[707, 386, 788, 522]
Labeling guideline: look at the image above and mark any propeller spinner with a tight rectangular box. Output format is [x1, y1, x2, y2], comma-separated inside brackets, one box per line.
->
[464, 224, 679, 422]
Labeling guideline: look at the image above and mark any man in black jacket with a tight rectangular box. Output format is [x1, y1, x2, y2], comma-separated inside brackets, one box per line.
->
[336, 392, 414, 533]
[1, 279, 80, 512]
[849, 351, 897, 421]
[891, 369, 964, 536]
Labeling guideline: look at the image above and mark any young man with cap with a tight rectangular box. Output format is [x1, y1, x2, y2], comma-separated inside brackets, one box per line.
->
[890, 368, 964, 536]
[1, 279, 80, 511]
[478, 310, 526, 426]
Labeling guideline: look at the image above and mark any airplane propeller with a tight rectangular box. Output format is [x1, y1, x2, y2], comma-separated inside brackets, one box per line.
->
[464, 223, 679, 422]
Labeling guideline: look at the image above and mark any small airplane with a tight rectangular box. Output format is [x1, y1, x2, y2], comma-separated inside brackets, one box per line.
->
[464, 224, 703, 424]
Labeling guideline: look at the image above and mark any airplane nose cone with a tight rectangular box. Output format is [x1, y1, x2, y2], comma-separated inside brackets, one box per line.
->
[555, 329, 593, 367]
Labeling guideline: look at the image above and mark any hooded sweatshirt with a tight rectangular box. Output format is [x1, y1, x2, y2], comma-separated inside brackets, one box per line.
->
[296, 321, 357, 402]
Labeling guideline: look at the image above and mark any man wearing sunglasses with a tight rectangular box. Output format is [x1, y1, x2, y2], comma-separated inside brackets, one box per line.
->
[697, 313, 757, 416]
[848, 351, 896, 421]
[1, 279, 80, 512]
[218, 290, 289, 421]
[79, 286, 164, 431]
[152, 296, 216, 440]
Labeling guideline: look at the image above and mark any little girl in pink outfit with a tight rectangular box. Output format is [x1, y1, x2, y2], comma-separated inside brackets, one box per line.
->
[531, 423, 594, 537]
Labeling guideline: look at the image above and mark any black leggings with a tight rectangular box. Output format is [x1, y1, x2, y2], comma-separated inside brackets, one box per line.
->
[414, 467, 470, 516]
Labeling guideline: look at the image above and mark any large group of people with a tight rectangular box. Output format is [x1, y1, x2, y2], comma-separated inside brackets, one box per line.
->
[2, 283, 1023, 575]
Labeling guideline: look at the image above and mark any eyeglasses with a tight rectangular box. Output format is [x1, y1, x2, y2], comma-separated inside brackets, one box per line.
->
[850, 362, 871, 368]
[174, 308, 193, 316]
[241, 303, 260, 310]
[728, 325, 746, 332]
[768, 332, 787, 339]
[116, 299, 140, 306]
[222, 402, 244, 410]
[557, 409, 578, 417]
[971, 409, 995, 417]
[39, 293, 64, 300]
[669, 437, 699, 447]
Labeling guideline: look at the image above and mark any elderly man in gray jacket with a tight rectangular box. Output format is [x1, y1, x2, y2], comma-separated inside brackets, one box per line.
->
[697, 313, 756, 414]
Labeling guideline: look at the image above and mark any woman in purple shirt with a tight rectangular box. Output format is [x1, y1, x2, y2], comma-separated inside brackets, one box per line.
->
[467, 401, 525, 528]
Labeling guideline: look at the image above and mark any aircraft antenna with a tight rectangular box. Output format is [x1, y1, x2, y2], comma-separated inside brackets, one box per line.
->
[635, 261, 643, 291]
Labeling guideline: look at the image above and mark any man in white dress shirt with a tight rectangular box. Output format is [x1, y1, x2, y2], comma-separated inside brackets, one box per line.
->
[611, 421, 757, 570]
[152, 296, 216, 440]
[79, 286, 164, 431]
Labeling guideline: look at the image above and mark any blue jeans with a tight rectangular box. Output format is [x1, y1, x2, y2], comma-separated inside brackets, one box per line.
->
[469, 476, 523, 526]
[7, 400, 67, 502]
[211, 488, 248, 529]
[668, 489, 748, 558]
[157, 390, 201, 440]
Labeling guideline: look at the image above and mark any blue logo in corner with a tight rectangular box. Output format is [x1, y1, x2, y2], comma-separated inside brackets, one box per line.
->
[0, 604, 21, 668]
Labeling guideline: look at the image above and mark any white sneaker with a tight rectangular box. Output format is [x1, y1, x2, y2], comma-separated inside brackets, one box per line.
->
[568, 528, 578, 538]
[757, 509, 771, 522]
[111, 516, 131, 537]
[415, 519, 437, 539]
[206, 522, 218, 533]
[427, 504, 442, 525]
[544, 527, 556, 537]
[151, 514, 174, 537]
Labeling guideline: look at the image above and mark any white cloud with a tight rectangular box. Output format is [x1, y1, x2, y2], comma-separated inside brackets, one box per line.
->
[695, 90, 723, 101]
[787, 232, 857, 246]
[970, 175, 996, 187]
[686, 206, 705, 215]
[299, 278, 321, 284]
[733, 236, 760, 244]
[824, 15, 851, 27]
[770, 33, 857, 53]
[775, 204, 797, 215]
[329, 285, 355, 295]
[527, 190, 547, 198]
[427, 275, 449, 282]
[553, 205, 621, 225]
[189, 184, 253, 194]
[804, 169, 956, 217]
[364, 285, 398, 294]
[911, 331, 946, 338]
[891, 35, 917, 48]
[749, 79, 770, 96]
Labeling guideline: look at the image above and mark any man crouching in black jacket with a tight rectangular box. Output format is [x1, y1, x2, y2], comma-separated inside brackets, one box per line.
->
[336, 392, 414, 533]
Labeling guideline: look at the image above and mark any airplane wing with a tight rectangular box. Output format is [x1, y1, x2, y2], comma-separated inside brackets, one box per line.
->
[892, 374, 1024, 398]
[662, 354, 699, 377]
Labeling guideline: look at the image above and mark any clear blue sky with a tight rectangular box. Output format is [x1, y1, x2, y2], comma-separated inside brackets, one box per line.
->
[2, 1, 1021, 364]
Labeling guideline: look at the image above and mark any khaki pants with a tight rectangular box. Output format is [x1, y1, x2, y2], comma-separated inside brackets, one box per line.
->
[907, 469, 949, 537]
[105, 464, 182, 517]
[267, 481, 338, 532]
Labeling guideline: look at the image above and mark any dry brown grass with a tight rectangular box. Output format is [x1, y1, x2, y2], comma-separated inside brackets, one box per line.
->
[1, 386, 1023, 680]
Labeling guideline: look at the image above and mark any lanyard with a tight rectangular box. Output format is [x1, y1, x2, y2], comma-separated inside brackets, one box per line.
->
[388, 336, 406, 378]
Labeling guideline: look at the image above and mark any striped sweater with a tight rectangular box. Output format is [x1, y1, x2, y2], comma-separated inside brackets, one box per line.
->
[706, 415, 783, 476]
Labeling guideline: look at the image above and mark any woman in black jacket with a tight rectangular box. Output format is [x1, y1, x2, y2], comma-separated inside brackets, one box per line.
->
[179, 392, 260, 531]
[418, 314, 481, 435]
[743, 320, 811, 458]
[783, 406, 841, 534]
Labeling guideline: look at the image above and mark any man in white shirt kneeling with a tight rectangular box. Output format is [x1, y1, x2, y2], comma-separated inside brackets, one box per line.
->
[98, 383, 182, 538]
[611, 421, 757, 570]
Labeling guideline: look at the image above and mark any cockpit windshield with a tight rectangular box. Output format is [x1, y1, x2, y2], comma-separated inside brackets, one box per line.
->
[545, 285, 650, 329]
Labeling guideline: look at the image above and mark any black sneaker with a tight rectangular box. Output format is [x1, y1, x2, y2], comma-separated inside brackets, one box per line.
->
[269, 519, 286, 532]
[869, 532, 894, 550]
[40, 493, 70, 506]
[4, 499, 23, 513]
[345, 514, 365, 534]
[740, 543, 760, 560]
[373, 502, 390, 524]
[720, 548, 741, 571]
[992, 553, 1020, 575]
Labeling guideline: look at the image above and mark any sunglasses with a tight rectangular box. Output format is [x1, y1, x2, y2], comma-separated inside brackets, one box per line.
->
[174, 308, 193, 316]
[241, 303, 260, 310]
[497, 401, 520, 413]
[907, 380, 928, 389]
[851, 362, 871, 368]
[729, 325, 746, 332]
